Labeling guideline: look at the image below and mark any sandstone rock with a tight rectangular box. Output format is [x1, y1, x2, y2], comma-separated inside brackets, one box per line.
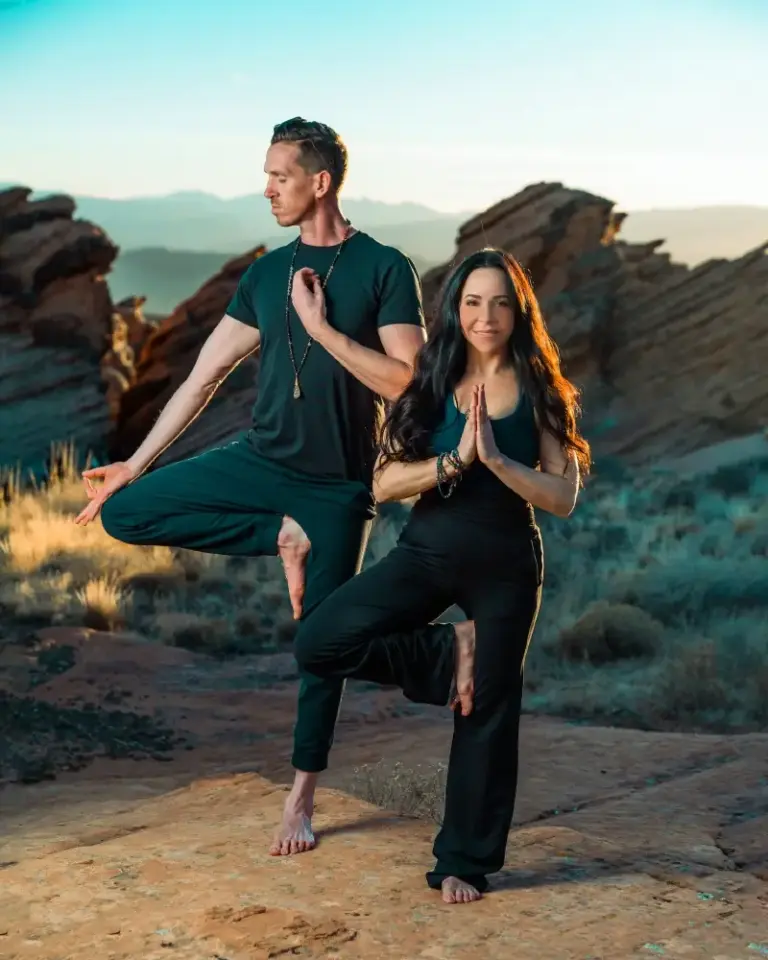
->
[0, 215, 117, 298]
[109, 247, 267, 463]
[0, 627, 766, 957]
[0, 187, 76, 236]
[0, 186, 121, 473]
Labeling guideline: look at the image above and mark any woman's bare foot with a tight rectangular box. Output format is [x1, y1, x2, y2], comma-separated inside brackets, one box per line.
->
[277, 516, 311, 619]
[441, 876, 483, 904]
[269, 778, 317, 856]
[450, 621, 475, 716]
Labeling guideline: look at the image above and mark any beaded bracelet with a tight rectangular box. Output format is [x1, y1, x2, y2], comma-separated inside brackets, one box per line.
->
[436, 448, 464, 498]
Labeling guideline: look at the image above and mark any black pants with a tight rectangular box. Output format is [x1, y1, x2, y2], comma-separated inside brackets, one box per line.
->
[294, 515, 543, 891]
[99, 437, 372, 772]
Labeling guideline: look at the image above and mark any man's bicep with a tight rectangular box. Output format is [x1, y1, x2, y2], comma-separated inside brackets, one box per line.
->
[376, 254, 426, 337]
[379, 323, 426, 366]
[188, 314, 261, 387]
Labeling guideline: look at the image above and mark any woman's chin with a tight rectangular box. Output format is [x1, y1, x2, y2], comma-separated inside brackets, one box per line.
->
[468, 338, 507, 355]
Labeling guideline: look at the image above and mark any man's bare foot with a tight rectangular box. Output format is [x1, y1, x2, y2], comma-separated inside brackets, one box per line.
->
[277, 516, 311, 619]
[450, 620, 475, 716]
[441, 876, 483, 904]
[269, 794, 316, 856]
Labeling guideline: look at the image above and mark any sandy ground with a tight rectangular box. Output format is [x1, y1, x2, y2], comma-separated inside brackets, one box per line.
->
[1, 628, 766, 959]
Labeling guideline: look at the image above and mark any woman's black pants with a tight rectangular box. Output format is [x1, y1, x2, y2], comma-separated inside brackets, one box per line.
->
[293, 516, 543, 892]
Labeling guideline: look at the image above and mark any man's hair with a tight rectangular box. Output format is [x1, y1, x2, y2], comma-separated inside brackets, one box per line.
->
[270, 117, 348, 192]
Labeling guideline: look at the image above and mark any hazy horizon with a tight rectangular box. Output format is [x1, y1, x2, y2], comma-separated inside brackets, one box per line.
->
[1, 0, 766, 213]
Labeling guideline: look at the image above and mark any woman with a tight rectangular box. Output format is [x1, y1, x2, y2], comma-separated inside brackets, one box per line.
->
[293, 247, 591, 904]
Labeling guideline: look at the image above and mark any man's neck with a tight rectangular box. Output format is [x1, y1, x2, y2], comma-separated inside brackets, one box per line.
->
[298, 203, 353, 247]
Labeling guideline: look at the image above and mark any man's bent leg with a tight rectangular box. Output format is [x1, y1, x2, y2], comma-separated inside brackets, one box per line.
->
[100, 441, 283, 557]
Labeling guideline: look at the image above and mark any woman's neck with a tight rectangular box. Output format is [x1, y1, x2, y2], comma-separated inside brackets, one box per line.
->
[464, 348, 512, 379]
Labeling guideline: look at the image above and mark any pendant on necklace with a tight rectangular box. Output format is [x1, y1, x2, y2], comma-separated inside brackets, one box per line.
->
[293, 376, 302, 400]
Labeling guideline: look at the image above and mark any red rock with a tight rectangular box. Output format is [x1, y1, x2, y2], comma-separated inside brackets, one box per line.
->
[0, 187, 124, 472]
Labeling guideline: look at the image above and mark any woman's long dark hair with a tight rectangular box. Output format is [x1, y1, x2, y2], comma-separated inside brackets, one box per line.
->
[378, 248, 591, 477]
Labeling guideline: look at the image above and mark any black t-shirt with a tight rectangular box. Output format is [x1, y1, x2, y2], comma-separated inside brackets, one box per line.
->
[226, 231, 425, 505]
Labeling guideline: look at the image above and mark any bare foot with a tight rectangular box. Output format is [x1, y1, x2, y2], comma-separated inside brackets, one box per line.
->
[277, 516, 311, 619]
[450, 620, 475, 716]
[269, 795, 316, 856]
[441, 876, 483, 904]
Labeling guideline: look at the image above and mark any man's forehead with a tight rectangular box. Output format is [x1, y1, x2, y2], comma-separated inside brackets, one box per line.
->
[265, 141, 301, 173]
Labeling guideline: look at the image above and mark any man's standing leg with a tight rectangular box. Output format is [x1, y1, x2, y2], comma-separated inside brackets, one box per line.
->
[269, 495, 372, 856]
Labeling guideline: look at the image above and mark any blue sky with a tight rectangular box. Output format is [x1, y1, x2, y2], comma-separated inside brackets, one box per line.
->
[0, 0, 765, 211]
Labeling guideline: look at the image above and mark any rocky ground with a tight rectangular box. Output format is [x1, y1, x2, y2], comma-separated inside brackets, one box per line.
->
[1, 627, 766, 959]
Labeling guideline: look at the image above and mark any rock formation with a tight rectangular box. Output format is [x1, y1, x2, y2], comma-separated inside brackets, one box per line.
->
[422, 182, 768, 464]
[0, 186, 144, 475]
[5, 179, 763, 476]
[109, 248, 267, 464]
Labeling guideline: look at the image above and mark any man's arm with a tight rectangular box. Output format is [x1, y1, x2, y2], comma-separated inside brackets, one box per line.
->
[313, 323, 425, 401]
[125, 314, 260, 475]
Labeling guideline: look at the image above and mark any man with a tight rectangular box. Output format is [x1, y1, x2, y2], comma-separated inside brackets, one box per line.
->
[75, 117, 426, 856]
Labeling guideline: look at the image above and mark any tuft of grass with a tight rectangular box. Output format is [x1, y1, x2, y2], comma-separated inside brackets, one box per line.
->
[348, 759, 447, 823]
[75, 575, 128, 631]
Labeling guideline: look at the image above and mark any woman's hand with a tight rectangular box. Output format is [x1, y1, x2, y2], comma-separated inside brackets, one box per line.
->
[476, 384, 501, 464]
[456, 385, 479, 467]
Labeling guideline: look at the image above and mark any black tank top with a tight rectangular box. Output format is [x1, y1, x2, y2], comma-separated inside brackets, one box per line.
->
[407, 389, 540, 534]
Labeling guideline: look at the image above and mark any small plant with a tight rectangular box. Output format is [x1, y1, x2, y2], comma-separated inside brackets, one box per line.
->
[554, 601, 663, 664]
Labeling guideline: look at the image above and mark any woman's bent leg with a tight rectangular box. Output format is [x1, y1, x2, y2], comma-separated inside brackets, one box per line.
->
[293, 541, 457, 707]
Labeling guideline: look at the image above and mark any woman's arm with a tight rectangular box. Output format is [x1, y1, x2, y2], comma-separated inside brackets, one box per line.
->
[484, 426, 579, 517]
[372, 452, 460, 503]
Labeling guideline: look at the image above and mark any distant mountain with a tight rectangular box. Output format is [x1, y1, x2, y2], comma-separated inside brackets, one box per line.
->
[618, 206, 768, 265]
[3, 184, 767, 311]
[1, 186, 468, 264]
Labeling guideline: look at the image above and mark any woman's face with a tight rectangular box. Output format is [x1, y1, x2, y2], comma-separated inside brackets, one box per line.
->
[458, 267, 515, 355]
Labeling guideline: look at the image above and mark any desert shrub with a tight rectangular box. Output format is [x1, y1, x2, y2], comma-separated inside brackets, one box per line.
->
[706, 463, 755, 497]
[553, 601, 663, 664]
[348, 759, 447, 823]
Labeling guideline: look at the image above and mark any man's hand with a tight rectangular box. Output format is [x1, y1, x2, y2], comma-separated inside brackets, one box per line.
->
[476, 384, 501, 464]
[291, 268, 329, 339]
[74, 462, 137, 525]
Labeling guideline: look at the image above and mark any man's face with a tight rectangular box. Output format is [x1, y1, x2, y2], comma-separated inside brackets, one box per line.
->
[263, 142, 319, 227]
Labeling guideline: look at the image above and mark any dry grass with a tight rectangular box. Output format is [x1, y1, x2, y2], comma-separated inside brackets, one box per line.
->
[0, 444, 295, 654]
[348, 759, 447, 823]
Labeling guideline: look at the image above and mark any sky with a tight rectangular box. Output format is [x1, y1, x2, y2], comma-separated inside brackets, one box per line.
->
[0, 0, 765, 212]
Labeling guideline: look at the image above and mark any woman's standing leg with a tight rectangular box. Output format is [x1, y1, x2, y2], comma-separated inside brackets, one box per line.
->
[427, 534, 543, 900]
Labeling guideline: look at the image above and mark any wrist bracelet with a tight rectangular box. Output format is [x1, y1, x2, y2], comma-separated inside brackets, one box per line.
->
[436, 447, 464, 498]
